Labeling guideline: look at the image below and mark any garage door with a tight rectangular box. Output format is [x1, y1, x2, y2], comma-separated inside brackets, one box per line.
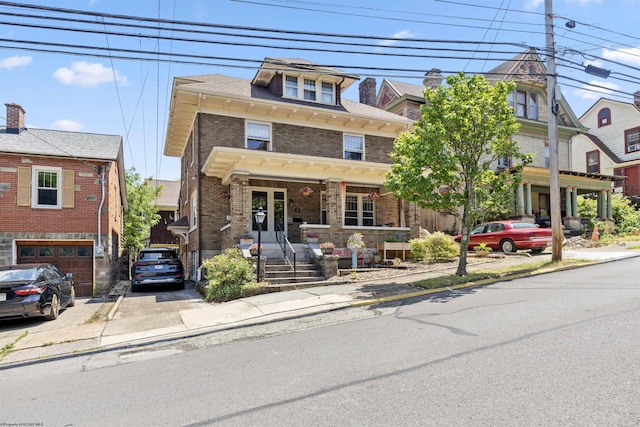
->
[17, 242, 94, 297]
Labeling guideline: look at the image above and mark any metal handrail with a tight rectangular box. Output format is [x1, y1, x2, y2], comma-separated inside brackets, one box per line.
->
[275, 222, 296, 276]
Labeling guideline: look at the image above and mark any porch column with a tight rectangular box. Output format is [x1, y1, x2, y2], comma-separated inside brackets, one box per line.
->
[606, 190, 613, 219]
[572, 187, 578, 218]
[325, 179, 343, 239]
[229, 172, 250, 240]
[526, 182, 532, 215]
[517, 183, 525, 215]
[597, 191, 604, 219]
[565, 187, 572, 217]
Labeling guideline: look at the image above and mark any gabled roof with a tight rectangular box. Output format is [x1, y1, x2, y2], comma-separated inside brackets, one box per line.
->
[579, 96, 640, 120]
[485, 48, 546, 83]
[0, 127, 122, 160]
[148, 179, 180, 209]
[382, 79, 425, 99]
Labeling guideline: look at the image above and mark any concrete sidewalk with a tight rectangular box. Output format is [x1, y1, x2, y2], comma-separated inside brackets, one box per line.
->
[2, 242, 639, 366]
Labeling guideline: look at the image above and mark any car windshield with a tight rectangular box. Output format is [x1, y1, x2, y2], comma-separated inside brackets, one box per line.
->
[139, 251, 176, 260]
[0, 268, 38, 282]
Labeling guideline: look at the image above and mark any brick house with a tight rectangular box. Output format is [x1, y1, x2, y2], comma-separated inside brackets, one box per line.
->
[163, 58, 419, 277]
[0, 103, 127, 296]
[571, 93, 640, 205]
[360, 50, 615, 233]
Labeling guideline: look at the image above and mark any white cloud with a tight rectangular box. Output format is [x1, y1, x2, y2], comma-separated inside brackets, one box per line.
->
[53, 61, 130, 87]
[523, 0, 543, 11]
[573, 80, 620, 100]
[51, 119, 84, 132]
[564, 0, 601, 4]
[0, 55, 32, 69]
[602, 47, 640, 67]
[376, 30, 418, 51]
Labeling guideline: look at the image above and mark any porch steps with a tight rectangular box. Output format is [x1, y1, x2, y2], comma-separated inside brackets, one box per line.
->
[260, 243, 326, 285]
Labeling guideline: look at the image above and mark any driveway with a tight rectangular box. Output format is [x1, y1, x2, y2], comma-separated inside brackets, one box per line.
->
[0, 296, 106, 350]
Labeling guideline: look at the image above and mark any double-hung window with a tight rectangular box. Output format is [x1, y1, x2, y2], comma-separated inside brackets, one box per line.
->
[321, 82, 334, 103]
[344, 134, 364, 160]
[32, 166, 61, 208]
[497, 156, 511, 168]
[190, 191, 198, 231]
[344, 194, 375, 226]
[586, 150, 600, 173]
[246, 122, 271, 151]
[510, 90, 538, 120]
[285, 76, 298, 97]
[625, 127, 640, 153]
[303, 79, 316, 101]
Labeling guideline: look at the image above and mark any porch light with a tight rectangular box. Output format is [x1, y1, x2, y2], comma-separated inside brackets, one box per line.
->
[254, 206, 266, 282]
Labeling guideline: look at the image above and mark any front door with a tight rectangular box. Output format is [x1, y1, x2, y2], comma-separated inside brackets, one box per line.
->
[251, 189, 286, 243]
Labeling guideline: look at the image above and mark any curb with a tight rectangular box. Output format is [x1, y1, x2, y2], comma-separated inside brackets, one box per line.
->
[349, 258, 603, 308]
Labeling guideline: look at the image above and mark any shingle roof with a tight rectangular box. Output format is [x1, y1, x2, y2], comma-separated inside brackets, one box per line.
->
[0, 127, 122, 160]
[148, 179, 180, 207]
[176, 74, 408, 122]
[384, 79, 425, 98]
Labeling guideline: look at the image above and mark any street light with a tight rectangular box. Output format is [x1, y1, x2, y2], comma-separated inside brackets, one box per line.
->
[254, 206, 266, 282]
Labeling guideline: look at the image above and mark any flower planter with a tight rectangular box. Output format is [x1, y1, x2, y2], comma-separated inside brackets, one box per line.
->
[250, 250, 259, 256]
[321, 248, 334, 255]
[377, 242, 412, 260]
[475, 250, 490, 257]
[240, 239, 254, 245]
[306, 237, 319, 244]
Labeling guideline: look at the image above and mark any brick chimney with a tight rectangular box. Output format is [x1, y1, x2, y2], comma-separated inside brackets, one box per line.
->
[5, 103, 25, 134]
[634, 90, 640, 108]
[423, 68, 443, 90]
[359, 77, 377, 106]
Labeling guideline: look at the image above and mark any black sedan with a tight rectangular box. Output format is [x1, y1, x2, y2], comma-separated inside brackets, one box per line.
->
[0, 264, 75, 321]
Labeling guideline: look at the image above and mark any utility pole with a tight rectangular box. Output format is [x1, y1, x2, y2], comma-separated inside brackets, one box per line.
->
[545, 0, 563, 261]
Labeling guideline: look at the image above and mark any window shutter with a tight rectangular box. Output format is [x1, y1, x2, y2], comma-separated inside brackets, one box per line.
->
[62, 169, 75, 208]
[17, 167, 31, 206]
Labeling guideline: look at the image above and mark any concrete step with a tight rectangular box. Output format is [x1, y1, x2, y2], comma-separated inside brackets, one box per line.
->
[265, 275, 327, 286]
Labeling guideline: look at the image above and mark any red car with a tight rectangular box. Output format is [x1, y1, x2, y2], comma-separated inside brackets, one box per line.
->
[454, 220, 552, 254]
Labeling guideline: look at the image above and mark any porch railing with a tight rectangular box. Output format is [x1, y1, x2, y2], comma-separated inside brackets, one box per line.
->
[276, 222, 296, 276]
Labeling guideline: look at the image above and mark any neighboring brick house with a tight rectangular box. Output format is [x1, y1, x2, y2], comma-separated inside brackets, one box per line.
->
[147, 179, 180, 249]
[163, 58, 418, 276]
[359, 50, 615, 233]
[571, 94, 640, 204]
[0, 103, 127, 297]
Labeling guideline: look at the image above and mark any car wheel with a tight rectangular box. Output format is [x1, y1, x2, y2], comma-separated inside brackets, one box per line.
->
[44, 294, 60, 321]
[67, 285, 76, 307]
[500, 239, 516, 253]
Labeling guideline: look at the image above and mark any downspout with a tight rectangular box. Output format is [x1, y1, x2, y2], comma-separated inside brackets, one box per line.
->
[197, 110, 202, 280]
[97, 165, 106, 248]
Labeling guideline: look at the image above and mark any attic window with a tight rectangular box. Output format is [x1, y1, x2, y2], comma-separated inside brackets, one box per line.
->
[509, 90, 538, 120]
[283, 74, 335, 105]
[598, 108, 611, 127]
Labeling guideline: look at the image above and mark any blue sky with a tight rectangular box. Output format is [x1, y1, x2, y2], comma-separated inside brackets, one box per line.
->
[1, 0, 638, 181]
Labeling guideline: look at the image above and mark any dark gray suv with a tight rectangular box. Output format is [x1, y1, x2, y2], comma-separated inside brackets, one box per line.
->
[131, 248, 185, 292]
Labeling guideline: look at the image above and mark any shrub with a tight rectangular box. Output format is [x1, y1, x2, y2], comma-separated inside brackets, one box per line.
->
[200, 248, 257, 302]
[410, 232, 459, 262]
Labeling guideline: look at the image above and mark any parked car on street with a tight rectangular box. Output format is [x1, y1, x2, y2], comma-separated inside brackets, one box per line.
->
[131, 248, 185, 292]
[454, 220, 552, 254]
[0, 264, 75, 321]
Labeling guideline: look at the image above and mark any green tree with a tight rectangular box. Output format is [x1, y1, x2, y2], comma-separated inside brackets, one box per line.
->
[385, 73, 531, 275]
[123, 168, 162, 256]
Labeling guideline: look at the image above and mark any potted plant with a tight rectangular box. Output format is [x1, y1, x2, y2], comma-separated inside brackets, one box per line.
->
[299, 186, 313, 197]
[319, 242, 335, 255]
[248, 243, 263, 256]
[240, 233, 254, 245]
[306, 232, 320, 244]
[473, 242, 492, 257]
